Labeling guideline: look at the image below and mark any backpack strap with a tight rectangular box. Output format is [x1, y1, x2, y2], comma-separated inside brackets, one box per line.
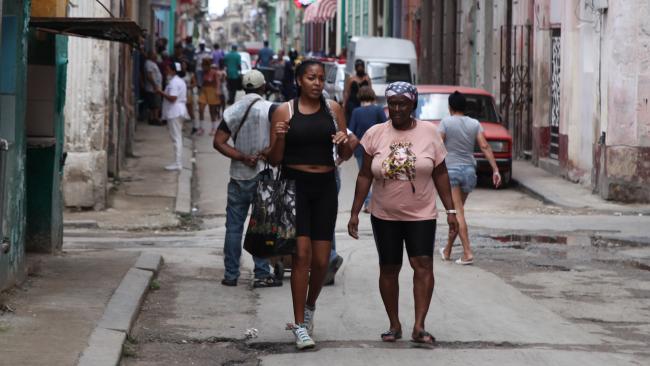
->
[233, 98, 261, 142]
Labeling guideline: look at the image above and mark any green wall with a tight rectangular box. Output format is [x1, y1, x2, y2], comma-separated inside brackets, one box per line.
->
[0, 0, 30, 290]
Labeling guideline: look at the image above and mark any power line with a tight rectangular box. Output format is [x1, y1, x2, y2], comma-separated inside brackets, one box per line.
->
[95, 0, 115, 18]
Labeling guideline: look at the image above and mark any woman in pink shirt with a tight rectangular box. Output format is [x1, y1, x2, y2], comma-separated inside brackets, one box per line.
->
[348, 82, 458, 345]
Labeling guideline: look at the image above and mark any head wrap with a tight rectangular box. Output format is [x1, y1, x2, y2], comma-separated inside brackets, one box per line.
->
[385, 81, 418, 102]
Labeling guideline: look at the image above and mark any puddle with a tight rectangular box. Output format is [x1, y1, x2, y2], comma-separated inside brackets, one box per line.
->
[489, 234, 568, 245]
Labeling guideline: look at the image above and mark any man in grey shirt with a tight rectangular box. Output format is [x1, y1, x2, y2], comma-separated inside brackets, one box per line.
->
[438, 91, 501, 266]
[213, 70, 281, 288]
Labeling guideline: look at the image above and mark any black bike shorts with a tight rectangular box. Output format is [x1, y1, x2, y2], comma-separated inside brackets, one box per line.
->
[283, 167, 338, 241]
[370, 216, 437, 265]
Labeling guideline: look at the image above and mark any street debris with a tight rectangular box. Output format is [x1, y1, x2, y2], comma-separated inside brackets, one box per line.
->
[244, 328, 259, 339]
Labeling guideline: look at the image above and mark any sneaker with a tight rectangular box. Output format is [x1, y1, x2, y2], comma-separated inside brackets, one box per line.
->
[323, 255, 343, 286]
[288, 324, 315, 350]
[221, 278, 237, 286]
[252, 277, 282, 288]
[190, 127, 198, 135]
[304, 305, 315, 335]
[164, 164, 182, 171]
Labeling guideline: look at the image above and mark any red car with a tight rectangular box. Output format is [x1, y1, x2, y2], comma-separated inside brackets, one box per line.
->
[414, 85, 513, 186]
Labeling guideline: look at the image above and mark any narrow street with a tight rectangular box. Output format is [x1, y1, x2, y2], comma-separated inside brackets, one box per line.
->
[56, 130, 649, 366]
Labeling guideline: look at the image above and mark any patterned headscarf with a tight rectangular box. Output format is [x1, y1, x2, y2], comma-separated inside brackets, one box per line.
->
[385, 81, 418, 103]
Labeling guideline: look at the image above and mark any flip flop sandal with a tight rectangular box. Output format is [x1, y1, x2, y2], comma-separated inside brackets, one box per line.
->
[455, 257, 474, 265]
[381, 329, 402, 342]
[439, 248, 451, 261]
[411, 331, 435, 346]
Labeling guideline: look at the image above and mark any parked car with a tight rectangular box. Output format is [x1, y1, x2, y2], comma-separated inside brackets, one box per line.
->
[414, 85, 513, 186]
[324, 61, 345, 103]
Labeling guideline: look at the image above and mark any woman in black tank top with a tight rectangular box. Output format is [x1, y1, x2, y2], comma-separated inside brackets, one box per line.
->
[267, 60, 353, 349]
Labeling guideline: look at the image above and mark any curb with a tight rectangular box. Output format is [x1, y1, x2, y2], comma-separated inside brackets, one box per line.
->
[175, 138, 194, 215]
[77, 252, 163, 366]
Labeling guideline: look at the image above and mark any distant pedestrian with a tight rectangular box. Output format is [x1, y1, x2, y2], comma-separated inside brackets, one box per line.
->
[343, 59, 372, 123]
[439, 91, 502, 265]
[194, 41, 212, 87]
[258, 40, 274, 67]
[183, 36, 196, 69]
[157, 62, 189, 171]
[212, 43, 225, 67]
[224, 45, 243, 105]
[267, 59, 353, 350]
[198, 58, 223, 136]
[213, 70, 281, 288]
[180, 60, 198, 135]
[144, 51, 163, 125]
[347, 81, 458, 346]
[348, 86, 387, 212]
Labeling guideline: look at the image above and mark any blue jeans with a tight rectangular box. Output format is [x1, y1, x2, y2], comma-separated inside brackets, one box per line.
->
[355, 154, 371, 208]
[224, 176, 272, 280]
[447, 165, 477, 193]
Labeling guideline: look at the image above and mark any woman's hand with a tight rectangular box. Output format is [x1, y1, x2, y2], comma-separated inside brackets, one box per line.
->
[492, 171, 502, 188]
[332, 130, 349, 145]
[274, 120, 290, 137]
[447, 213, 459, 238]
[348, 214, 360, 239]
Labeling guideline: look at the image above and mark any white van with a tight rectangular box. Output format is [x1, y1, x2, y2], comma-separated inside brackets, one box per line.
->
[346, 37, 417, 105]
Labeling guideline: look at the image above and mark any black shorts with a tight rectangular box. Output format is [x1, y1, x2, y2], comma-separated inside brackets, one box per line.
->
[283, 167, 338, 241]
[370, 216, 437, 265]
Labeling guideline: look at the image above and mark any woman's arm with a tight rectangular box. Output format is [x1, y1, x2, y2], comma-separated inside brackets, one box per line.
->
[432, 161, 459, 237]
[267, 102, 291, 166]
[476, 132, 502, 188]
[330, 101, 353, 160]
[348, 150, 373, 239]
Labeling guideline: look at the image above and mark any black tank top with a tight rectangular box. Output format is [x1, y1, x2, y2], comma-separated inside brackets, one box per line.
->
[283, 98, 336, 166]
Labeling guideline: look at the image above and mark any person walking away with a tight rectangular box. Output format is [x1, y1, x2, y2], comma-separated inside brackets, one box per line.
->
[343, 59, 372, 123]
[183, 36, 195, 70]
[213, 70, 281, 288]
[144, 51, 163, 125]
[224, 45, 243, 105]
[217, 59, 228, 122]
[348, 86, 387, 212]
[212, 43, 225, 67]
[347, 82, 458, 346]
[268, 60, 353, 349]
[194, 41, 212, 88]
[281, 55, 296, 100]
[258, 40, 274, 67]
[439, 91, 501, 265]
[157, 62, 189, 171]
[180, 61, 199, 135]
[197, 59, 222, 136]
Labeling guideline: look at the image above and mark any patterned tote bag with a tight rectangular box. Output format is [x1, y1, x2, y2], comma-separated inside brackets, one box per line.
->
[243, 168, 297, 258]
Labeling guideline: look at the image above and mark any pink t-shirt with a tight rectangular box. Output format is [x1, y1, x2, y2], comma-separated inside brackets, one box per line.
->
[361, 120, 447, 221]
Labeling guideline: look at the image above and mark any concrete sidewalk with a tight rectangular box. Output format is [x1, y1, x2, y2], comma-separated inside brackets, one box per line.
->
[512, 160, 650, 214]
[64, 121, 194, 230]
[0, 251, 138, 366]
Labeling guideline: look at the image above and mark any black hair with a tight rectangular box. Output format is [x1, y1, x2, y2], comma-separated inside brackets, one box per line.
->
[264, 40, 269, 47]
[354, 59, 364, 67]
[448, 91, 466, 112]
[214, 43, 220, 49]
[294, 59, 336, 123]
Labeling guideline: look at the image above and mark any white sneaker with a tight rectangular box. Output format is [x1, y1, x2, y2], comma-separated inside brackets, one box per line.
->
[289, 324, 315, 350]
[164, 164, 181, 171]
[304, 305, 315, 335]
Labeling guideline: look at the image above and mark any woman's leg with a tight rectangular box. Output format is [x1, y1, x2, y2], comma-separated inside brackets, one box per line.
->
[408, 256, 434, 337]
[209, 105, 219, 132]
[198, 102, 206, 125]
[186, 102, 195, 121]
[291, 237, 312, 324]
[444, 187, 470, 259]
[379, 264, 402, 332]
[305, 240, 332, 307]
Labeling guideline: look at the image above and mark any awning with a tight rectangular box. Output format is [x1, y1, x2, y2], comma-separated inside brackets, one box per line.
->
[29, 17, 144, 47]
[303, 0, 337, 24]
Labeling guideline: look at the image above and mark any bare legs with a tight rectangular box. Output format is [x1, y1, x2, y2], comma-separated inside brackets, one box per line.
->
[379, 256, 434, 337]
[443, 187, 473, 261]
[291, 237, 332, 324]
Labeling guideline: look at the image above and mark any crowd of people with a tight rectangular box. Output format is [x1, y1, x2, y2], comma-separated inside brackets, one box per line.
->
[146, 37, 502, 350]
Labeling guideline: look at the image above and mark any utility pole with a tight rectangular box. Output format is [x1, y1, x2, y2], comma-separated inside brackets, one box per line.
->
[420, 0, 432, 84]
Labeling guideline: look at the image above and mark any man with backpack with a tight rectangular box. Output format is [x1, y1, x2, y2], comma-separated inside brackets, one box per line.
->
[213, 70, 281, 288]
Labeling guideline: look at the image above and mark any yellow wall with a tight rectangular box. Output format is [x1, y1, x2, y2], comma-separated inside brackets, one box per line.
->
[31, 0, 68, 17]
